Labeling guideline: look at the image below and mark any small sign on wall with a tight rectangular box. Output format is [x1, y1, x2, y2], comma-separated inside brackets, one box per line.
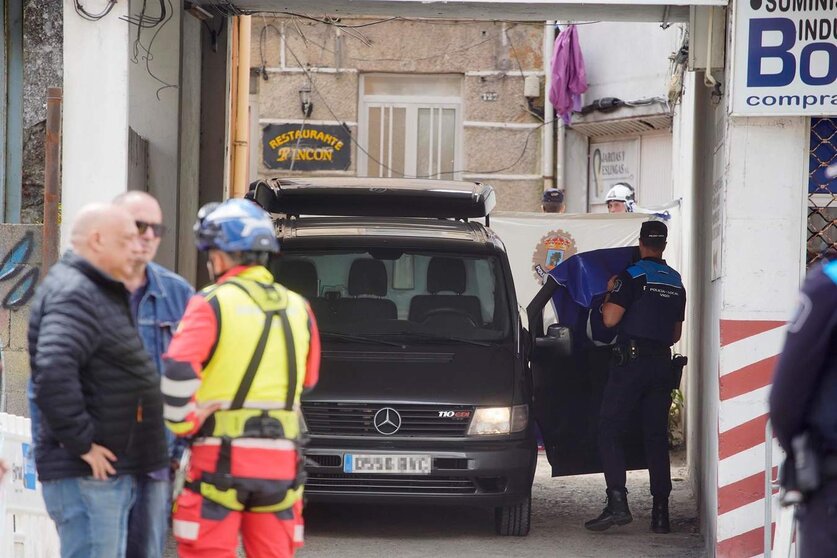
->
[588, 139, 639, 206]
[262, 123, 352, 171]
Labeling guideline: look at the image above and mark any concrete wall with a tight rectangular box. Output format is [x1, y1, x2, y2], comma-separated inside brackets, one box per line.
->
[689, 49, 807, 553]
[177, 14, 203, 286]
[575, 22, 680, 122]
[128, 0, 183, 270]
[252, 17, 545, 211]
[691, 70, 723, 553]
[21, 0, 63, 225]
[61, 0, 131, 246]
[0, 225, 42, 416]
[563, 22, 683, 212]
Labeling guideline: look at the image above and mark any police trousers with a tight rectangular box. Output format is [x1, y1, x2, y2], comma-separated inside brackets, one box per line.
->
[598, 354, 672, 499]
[797, 479, 837, 558]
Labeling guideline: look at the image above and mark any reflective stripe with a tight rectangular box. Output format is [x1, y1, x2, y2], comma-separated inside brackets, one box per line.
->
[162, 377, 202, 399]
[172, 519, 200, 541]
[294, 524, 304, 543]
[199, 400, 300, 410]
[164, 402, 196, 422]
[193, 437, 297, 451]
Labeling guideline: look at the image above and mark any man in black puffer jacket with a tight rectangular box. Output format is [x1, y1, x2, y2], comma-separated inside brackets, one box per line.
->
[29, 203, 169, 558]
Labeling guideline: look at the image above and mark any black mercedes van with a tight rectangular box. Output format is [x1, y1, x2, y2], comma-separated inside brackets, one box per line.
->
[250, 177, 537, 536]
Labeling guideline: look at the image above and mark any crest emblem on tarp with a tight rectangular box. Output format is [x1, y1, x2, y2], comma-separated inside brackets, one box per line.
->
[532, 229, 577, 281]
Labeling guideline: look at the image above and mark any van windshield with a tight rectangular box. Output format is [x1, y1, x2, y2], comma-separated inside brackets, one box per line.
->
[273, 250, 511, 342]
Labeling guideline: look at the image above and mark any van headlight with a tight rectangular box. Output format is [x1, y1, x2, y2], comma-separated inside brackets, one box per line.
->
[467, 405, 528, 436]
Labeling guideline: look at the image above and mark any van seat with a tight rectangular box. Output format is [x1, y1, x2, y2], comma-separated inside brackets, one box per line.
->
[277, 259, 333, 324]
[335, 259, 397, 321]
[279, 259, 318, 299]
[409, 257, 482, 325]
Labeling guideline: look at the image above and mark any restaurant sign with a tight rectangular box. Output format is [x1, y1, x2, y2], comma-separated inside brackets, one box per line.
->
[262, 123, 351, 171]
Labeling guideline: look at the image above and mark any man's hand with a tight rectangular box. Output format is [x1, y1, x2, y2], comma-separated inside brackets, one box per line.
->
[607, 274, 619, 292]
[81, 443, 117, 480]
[193, 403, 222, 431]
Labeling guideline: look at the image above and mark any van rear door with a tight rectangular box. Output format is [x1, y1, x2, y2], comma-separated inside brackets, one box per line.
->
[527, 297, 648, 477]
[532, 348, 648, 476]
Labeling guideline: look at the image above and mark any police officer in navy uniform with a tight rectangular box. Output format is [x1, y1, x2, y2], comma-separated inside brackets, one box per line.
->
[541, 188, 565, 213]
[770, 259, 837, 558]
[585, 220, 685, 534]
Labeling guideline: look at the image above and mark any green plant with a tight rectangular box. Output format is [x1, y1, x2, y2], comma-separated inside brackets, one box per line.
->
[668, 388, 685, 449]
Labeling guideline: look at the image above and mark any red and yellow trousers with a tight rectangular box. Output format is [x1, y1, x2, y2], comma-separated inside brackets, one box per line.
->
[172, 438, 304, 558]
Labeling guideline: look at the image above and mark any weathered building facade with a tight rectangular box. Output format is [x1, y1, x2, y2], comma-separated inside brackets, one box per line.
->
[252, 17, 547, 211]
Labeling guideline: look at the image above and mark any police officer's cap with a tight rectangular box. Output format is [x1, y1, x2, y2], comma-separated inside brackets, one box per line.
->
[640, 220, 667, 241]
[542, 189, 564, 203]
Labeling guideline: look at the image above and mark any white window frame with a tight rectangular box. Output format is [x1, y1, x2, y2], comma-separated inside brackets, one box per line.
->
[358, 74, 463, 180]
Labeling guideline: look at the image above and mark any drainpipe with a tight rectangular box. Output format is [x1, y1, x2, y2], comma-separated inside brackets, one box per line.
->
[231, 15, 252, 199]
[543, 21, 556, 191]
[44, 87, 62, 273]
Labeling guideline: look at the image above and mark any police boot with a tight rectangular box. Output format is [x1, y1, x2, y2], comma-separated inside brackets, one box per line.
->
[584, 488, 633, 531]
[651, 497, 670, 534]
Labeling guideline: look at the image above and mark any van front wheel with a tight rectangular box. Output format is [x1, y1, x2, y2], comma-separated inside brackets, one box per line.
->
[494, 494, 531, 536]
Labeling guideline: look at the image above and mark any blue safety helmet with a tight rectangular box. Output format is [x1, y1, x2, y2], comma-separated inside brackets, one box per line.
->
[194, 198, 279, 254]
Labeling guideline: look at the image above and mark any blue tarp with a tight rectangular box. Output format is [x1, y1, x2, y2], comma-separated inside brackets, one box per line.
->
[548, 246, 637, 345]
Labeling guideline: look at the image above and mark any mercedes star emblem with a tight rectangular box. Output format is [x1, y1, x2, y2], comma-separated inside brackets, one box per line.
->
[373, 407, 402, 435]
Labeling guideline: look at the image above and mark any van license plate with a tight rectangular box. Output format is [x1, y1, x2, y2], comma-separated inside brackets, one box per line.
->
[343, 454, 431, 474]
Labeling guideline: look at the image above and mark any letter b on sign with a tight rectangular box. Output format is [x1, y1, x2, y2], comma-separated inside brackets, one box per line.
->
[747, 18, 796, 87]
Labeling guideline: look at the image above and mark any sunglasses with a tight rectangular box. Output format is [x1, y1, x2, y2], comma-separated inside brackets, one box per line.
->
[136, 220, 167, 238]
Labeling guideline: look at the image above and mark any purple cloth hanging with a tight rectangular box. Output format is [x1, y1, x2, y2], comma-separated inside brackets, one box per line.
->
[549, 25, 588, 125]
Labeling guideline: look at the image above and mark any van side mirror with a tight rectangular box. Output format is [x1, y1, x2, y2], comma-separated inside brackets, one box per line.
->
[535, 324, 572, 357]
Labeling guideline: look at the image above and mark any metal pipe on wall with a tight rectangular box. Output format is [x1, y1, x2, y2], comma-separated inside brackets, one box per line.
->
[231, 15, 252, 199]
[542, 21, 556, 192]
[43, 87, 62, 273]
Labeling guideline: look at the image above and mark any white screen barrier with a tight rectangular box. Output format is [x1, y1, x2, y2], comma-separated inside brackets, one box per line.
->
[0, 413, 60, 558]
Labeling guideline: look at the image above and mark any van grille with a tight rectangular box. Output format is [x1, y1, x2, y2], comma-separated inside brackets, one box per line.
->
[305, 473, 476, 495]
[302, 403, 473, 437]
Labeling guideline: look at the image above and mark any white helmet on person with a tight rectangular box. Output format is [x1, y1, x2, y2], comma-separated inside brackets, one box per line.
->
[605, 183, 636, 213]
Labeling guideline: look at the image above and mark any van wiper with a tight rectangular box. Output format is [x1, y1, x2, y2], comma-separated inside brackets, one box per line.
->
[381, 331, 493, 347]
[320, 331, 406, 348]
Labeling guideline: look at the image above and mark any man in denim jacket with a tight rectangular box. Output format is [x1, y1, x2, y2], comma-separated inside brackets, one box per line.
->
[114, 192, 193, 558]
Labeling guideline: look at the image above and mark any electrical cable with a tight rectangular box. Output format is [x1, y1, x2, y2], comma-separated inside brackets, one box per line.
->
[288, 108, 310, 172]
[258, 21, 281, 75]
[202, 13, 227, 52]
[73, 0, 116, 21]
[129, 0, 149, 64]
[351, 37, 491, 63]
[130, 0, 178, 99]
[121, 0, 166, 28]
[284, 40, 551, 179]
[281, 13, 399, 28]
[504, 25, 545, 122]
[623, 96, 668, 107]
[259, 20, 494, 69]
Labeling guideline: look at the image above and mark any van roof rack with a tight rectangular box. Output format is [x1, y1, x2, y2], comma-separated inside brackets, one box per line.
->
[248, 177, 496, 220]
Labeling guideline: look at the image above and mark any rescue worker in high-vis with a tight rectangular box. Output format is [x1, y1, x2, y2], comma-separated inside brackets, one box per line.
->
[585, 220, 685, 534]
[605, 183, 637, 213]
[162, 198, 320, 557]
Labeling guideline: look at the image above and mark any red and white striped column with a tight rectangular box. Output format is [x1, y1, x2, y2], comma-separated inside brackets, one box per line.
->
[716, 319, 787, 557]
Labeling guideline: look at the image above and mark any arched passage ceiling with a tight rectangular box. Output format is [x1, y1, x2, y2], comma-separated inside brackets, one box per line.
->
[196, 0, 726, 23]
